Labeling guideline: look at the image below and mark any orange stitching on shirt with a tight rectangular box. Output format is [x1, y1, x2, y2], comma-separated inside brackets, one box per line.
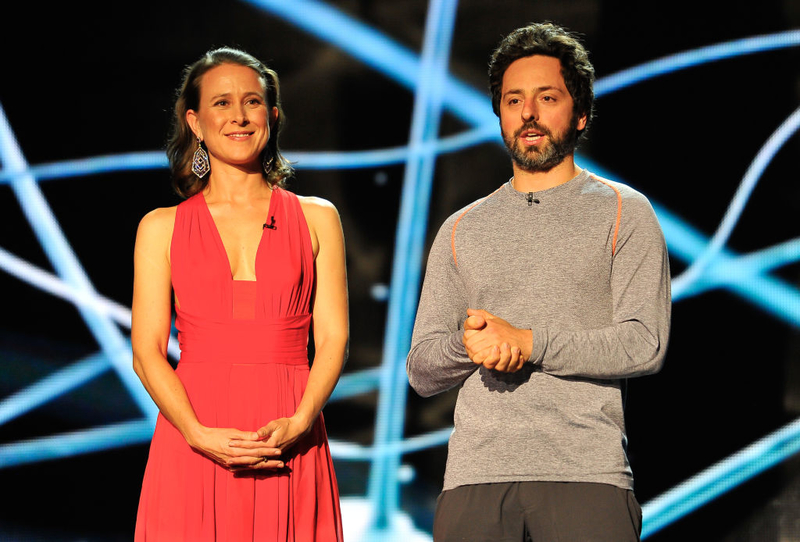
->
[592, 176, 622, 256]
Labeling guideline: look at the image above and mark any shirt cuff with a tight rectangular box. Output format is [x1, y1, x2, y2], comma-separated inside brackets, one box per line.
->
[528, 326, 547, 366]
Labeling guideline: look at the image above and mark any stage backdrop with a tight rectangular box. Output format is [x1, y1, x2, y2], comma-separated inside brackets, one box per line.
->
[1, 1, 800, 540]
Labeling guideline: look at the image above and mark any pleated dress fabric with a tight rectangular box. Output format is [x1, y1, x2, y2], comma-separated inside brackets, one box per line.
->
[135, 187, 343, 541]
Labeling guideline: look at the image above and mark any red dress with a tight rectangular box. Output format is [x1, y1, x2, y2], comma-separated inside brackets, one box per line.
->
[135, 188, 343, 541]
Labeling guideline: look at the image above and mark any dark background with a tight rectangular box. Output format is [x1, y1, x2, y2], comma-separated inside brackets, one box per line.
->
[2, 0, 800, 540]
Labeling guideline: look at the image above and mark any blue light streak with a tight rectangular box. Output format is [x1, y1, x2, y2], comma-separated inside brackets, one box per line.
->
[594, 30, 800, 97]
[0, 419, 155, 469]
[0, 246, 135, 328]
[240, 0, 496, 128]
[672, 105, 800, 298]
[0, 245, 181, 359]
[329, 427, 453, 461]
[0, 128, 499, 182]
[641, 416, 800, 538]
[0, 103, 157, 423]
[328, 367, 382, 402]
[366, 0, 459, 532]
[0, 151, 167, 184]
[0, 353, 110, 426]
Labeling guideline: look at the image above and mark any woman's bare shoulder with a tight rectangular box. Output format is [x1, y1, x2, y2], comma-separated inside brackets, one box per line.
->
[136, 206, 178, 248]
[297, 195, 340, 223]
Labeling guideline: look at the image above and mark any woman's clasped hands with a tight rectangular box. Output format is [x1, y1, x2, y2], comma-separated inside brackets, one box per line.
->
[188, 415, 313, 472]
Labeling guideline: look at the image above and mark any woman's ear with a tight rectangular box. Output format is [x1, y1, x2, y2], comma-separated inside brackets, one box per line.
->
[270, 106, 279, 129]
[186, 109, 202, 140]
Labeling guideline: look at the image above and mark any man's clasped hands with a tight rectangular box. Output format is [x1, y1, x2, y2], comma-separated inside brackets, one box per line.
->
[462, 308, 533, 373]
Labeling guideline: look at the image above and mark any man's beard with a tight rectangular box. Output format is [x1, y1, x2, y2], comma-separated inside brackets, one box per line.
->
[502, 114, 579, 173]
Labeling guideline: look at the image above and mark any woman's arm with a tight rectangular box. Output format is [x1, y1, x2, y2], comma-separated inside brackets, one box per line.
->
[254, 197, 348, 450]
[131, 207, 283, 469]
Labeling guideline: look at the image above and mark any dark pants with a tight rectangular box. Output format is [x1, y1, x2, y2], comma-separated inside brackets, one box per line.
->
[433, 481, 642, 542]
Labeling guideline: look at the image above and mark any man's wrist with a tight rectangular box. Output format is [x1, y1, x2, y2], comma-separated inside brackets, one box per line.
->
[518, 328, 533, 361]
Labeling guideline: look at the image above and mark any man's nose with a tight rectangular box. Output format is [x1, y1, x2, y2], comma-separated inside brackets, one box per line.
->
[522, 101, 537, 121]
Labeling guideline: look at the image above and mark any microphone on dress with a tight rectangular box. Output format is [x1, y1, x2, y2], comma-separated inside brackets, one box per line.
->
[263, 216, 277, 230]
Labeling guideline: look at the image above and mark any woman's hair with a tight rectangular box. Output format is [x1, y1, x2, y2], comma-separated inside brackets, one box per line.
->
[489, 22, 595, 141]
[167, 47, 293, 198]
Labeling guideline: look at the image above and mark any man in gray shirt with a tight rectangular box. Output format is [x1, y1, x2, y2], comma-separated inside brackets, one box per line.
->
[406, 22, 671, 541]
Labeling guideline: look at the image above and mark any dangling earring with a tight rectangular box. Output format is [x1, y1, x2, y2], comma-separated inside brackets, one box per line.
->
[191, 137, 210, 178]
[262, 151, 274, 176]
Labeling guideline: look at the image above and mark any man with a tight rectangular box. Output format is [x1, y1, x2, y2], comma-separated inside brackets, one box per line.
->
[406, 22, 671, 541]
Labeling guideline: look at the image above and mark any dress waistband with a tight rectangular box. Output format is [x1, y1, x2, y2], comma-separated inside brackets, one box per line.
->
[176, 312, 310, 365]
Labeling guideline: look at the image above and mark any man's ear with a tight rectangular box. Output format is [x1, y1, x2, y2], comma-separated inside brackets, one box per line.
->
[577, 113, 587, 132]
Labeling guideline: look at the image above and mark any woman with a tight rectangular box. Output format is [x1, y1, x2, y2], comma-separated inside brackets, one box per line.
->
[132, 47, 347, 541]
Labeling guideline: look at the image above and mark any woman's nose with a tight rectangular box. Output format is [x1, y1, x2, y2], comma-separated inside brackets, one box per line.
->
[231, 104, 249, 125]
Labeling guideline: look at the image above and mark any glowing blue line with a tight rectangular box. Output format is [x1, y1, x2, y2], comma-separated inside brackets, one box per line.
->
[0, 245, 181, 360]
[0, 102, 156, 421]
[0, 419, 155, 469]
[288, 126, 500, 170]
[672, 105, 800, 298]
[329, 427, 453, 461]
[642, 416, 800, 538]
[328, 368, 381, 401]
[242, 0, 496, 128]
[0, 246, 132, 326]
[367, 0, 459, 529]
[0, 151, 167, 184]
[734, 237, 800, 276]
[0, 353, 110, 426]
[662, 207, 800, 323]
[0, 127, 499, 182]
[595, 30, 800, 96]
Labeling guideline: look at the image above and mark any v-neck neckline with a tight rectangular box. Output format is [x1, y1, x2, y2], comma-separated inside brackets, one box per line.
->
[200, 188, 278, 282]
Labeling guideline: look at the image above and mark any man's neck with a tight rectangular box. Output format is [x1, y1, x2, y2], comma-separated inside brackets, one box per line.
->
[511, 157, 581, 193]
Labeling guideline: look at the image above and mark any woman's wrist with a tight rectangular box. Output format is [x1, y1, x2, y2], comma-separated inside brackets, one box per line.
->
[182, 421, 207, 448]
[290, 410, 316, 433]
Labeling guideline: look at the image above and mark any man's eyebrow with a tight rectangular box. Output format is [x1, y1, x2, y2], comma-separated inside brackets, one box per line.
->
[503, 85, 567, 97]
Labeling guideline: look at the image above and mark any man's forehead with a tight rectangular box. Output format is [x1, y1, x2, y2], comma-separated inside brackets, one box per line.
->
[503, 56, 567, 90]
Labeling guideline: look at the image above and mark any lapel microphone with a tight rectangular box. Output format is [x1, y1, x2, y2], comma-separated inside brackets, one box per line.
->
[263, 216, 277, 230]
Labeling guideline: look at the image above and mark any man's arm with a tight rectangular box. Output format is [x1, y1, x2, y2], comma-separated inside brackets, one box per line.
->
[463, 193, 671, 380]
[535, 194, 670, 378]
[406, 220, 478, 397]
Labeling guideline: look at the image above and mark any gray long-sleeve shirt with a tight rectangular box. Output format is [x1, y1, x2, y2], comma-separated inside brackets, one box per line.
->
[407, 169, 671, 492]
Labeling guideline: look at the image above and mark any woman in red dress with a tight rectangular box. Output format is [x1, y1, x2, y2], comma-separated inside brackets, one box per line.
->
[131, 48, 347, 541]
